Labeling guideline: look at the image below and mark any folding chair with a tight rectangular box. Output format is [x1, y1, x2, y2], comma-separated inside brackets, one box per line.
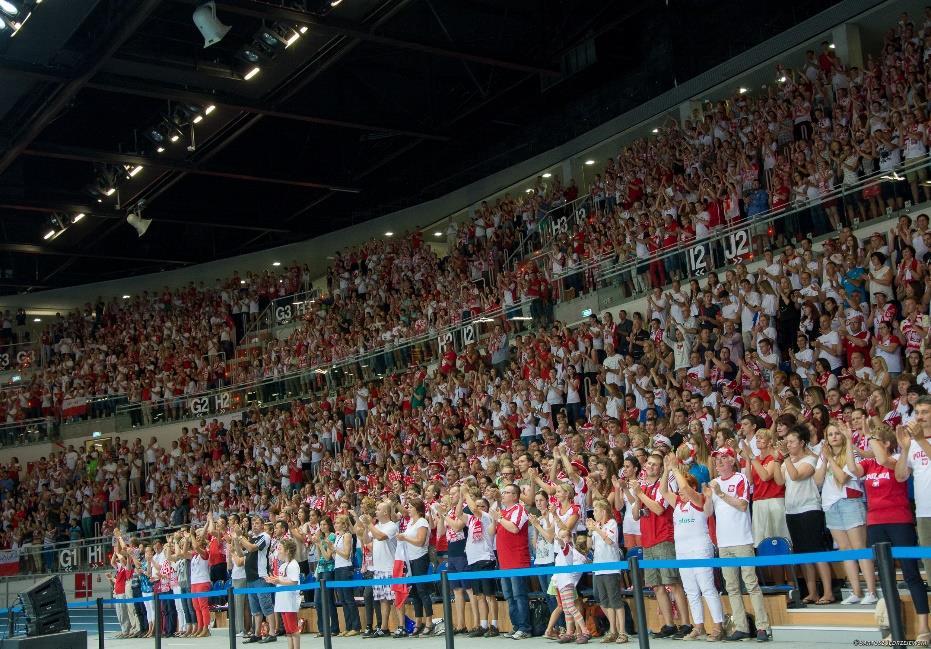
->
[755, 537, 801, 607]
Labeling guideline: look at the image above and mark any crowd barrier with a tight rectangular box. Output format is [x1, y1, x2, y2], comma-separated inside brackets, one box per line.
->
[7, 543, 930, 649]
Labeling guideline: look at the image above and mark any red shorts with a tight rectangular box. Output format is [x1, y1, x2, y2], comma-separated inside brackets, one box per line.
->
[281, 612, 298, 635]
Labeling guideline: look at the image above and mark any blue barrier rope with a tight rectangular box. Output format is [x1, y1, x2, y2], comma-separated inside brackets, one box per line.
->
[891, 546, 931, 560]
[34, 546, 931, 610]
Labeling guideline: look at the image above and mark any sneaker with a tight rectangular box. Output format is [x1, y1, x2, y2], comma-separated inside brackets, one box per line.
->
[861, 593, 879, 605]
[245, 636, 262, 644]
[468, 628, 487, 638]
[501, 631, 514, 639]
[674, 625, 694, 639]
[486, 626, 501, 638]
[756, 630, 770, 643]
[725, 630, 751, 641]
[651, 625, 678, 639]
[841, 594, 862, 605]
[392, 627, 408, 638]
[512, 630, 531, 640]
[362, 630, 376, 639]
[259, 636, 277, 643]
[373, 629, 388, 638]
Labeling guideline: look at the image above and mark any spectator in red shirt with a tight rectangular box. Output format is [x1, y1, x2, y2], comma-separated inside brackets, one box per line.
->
[847, 424, 929, 641]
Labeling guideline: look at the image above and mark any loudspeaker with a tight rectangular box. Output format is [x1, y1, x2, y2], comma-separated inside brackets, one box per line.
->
[4, 630, 85, 649]
[20, 576, 70, 636]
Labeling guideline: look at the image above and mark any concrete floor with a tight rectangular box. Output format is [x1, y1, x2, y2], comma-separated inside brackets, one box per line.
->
[87, 631, 873, 649]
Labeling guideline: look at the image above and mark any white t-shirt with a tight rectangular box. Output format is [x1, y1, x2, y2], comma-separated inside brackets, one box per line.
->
[711, 473, 753, 548]
[816, 456, 863, 511]
[372, 521, 398, 573]
[782, 455, 821, 515]
[402, 517, 430, 561]
[464, 513, 495, 565]
[591, 519, 620, 575]
[906, 439, 931, 518]
[552, 543, 586, 589]
[190, 553, 211, 585]
[816, 330, 843, 369]
[274, 560, 301, 613]
[672, 498, 713, 557]
[334, 532, 353, 569]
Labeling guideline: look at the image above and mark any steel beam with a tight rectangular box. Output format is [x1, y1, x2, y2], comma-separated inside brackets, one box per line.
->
[0, 199, 293, 233]
[0, 0, 164, 177]
[0, 243, 190, 265]
[22, 143, 360, 193]
[172, 0, 561, 76]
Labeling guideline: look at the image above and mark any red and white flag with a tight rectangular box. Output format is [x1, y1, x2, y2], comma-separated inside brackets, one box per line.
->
[0, 549, 19, 576]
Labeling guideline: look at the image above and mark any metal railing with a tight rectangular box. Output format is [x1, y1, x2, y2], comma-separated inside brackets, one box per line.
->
[536, 155, 931, 300]
[239, 288, 320, 343]
[0, 416, 57, 447]
[111, 298, 536, 432]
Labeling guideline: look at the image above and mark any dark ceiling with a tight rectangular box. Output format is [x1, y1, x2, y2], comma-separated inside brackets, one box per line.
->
[0, 0, 841, 294]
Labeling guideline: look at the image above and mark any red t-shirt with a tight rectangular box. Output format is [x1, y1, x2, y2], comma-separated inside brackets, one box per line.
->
[639, 480, 674, 548]
[207, 536, 225, 567]
[859, 458, 912, 526]
[752, 455, 786, 500]
[495, 504, 530, 569]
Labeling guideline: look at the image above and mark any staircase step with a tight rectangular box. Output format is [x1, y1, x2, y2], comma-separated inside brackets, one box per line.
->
[771, 625, 883, 644]
[786, 606, 877, 628]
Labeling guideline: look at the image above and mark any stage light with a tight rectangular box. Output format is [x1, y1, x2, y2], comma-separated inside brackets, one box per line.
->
[542, 172, 552, 178]
[71, 213, 85, 223]
[127, 165, 143, 177]
[385, 231, 393, 237]
[33, 318, 40, 323]
[126, 212, 152, 237]
[205, 105, 216, 115]
[0, 16, 6, 29]
[651, 128, 659, 133]
[272, 261, 281, 266]
[193, 115, 203, 124]
[43, 230, 54, 240]
[738, 87, 748, 94]
[778, 76, 787, 83]
[0, 1, 20, 16]
[193, 1, 230, 48]
[434, 232, 442, 237]
[156, 146, 165, 153]
[170, 134, 180, 142]
[122, 295, 130, 299]
[584, 160, 595, 166]
[299, 26, 308, 33]
[104, 188, 116, 196]
[244, 66, 260, 81]
[829, 43, 836, 49]
[525, 188, 533, 193]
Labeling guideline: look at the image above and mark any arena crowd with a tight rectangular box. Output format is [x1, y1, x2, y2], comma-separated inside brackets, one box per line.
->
[3, 9, 931, 647]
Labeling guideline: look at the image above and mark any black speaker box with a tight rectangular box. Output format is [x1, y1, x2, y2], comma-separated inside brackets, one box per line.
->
[4, 630, 85, 649]
[19, 576, 70, 636]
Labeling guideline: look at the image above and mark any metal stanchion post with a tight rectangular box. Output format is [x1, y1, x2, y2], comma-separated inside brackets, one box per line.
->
[227, 586, 237, 649]
[320, 578, 333, 649]
[154, 592, 162, 649]
[440, 571, 454, 649]
[629, 555, 650, 649]
[97, 597, 105, 649]
[874, 542, 905, 642]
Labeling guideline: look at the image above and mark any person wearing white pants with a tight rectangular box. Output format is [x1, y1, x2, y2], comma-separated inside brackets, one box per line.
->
[662, 459, 724, 641]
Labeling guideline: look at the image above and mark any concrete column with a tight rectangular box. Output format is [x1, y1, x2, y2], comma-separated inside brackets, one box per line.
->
[832, 23, 863, 71]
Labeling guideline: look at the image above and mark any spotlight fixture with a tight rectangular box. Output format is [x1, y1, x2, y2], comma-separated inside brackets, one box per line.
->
[434, 232, 442, 237]
[122, 295, 130, 299]
[738, 87, 748, 94]
[651, 128, 659, 134]
[0, 16, 5, 30]
[584, 160, 595, 166]
[243, 66, 260, 80]
[0, 1, 19, 16]
[126, 207, 152, 238]
[542, 172, 552, 178]
[205, 105, 216, 115]
[385, 231, 393, 237]
[71, 213, 85, 223]
[192, 1, 231, 48]
[272, 261, 281, 267]
[42, 229, 54, 240]
[32, 318, 40, 323]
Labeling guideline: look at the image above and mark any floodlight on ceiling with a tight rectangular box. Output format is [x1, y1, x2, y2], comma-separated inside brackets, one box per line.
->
[192, 1, 231, 48]
[0, 1, 19, 16]
[71, 213, 85, 224]
[0, 17, 5, 30]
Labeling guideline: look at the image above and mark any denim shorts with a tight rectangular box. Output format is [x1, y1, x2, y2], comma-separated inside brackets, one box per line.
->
[247, 578, 274, 616]
[824, 498, 866, 531]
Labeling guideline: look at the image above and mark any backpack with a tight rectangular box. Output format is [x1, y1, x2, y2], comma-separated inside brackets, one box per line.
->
[529, 598, 549, 637]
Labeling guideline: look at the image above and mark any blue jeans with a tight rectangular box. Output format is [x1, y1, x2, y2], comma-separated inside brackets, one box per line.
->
[500, 576, 530, 633]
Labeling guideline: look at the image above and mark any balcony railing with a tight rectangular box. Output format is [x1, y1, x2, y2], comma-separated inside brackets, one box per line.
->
[110, 298, 536, 432]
